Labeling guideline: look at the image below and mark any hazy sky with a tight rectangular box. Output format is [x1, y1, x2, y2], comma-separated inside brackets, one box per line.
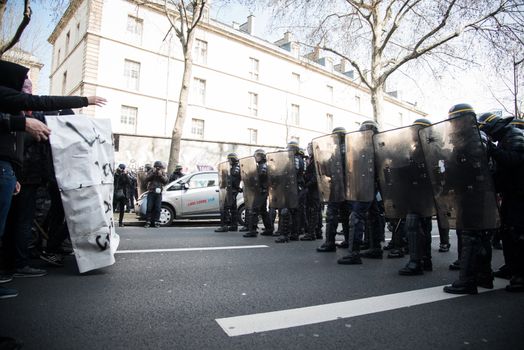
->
[13, 1, 517, 121]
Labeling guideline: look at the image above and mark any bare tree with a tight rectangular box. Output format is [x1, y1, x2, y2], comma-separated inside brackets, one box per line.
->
[0, 0, 32, 57]
[162, 0, 207, 174]
[252, 0, 523, 126]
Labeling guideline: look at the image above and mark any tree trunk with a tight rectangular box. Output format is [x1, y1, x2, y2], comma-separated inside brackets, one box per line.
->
[370, 87, 384, 125]
[168, 50, 193, 174]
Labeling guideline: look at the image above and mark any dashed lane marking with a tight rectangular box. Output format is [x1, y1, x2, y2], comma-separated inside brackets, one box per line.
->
[216, 278, 507, 337]
[116, 245, 269, 254]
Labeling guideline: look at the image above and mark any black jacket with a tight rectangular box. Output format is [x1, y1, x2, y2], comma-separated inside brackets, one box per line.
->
[491, 126, 524, 196]
[0, 60, 88, 174]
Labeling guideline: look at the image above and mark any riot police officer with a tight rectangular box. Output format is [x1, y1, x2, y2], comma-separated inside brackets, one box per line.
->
[477, 111, 524, 292]
[215, 153, 241, 232]
[243, 149, 272, 237]
[440, 105, 498, 293]
[275, 140, 305, 243]
[300, 143, 320, 241]
[397, 118, 434, 275]
[356, 120, 385, 260]
[317, 127, 351, 252]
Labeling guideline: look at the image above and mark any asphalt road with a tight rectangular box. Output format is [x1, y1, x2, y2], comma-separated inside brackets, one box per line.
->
[1, 221, 523, 350]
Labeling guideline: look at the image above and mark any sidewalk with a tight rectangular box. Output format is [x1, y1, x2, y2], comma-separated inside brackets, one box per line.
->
[113, 212, 143, 226]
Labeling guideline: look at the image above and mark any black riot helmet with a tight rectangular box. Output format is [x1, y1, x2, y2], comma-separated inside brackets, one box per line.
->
[359, 120, 379, 134]
[254, 149, 266, 163]
[448, 103, 476, 119]
[287, 140, 299, 153]
[153, 160, 164, 169]
[510, 117, 524, 130]
[477, 112, 513, 140]
[227, 152, 239, 164]
[412, 118, 432, 128]
[332, 126, 347, 135]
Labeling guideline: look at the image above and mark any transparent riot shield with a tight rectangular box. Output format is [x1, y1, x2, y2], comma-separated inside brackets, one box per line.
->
[266, 150, 298, 209]
[217, 161, 229, 210]
[239, 156, 259, 209]
[312, 134, 345, 203]
[418, 115, 500, 230]
[345, 129, 375, 202]
[373, 125, 435, 219]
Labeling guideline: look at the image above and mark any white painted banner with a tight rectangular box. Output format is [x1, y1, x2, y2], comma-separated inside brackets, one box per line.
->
[47, 115, 119, 273]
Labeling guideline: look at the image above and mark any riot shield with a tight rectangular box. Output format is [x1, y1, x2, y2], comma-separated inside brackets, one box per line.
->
[217, 161, 229, 210]
[266, 150, 298, 209]
[419, 115, 500, 230]
[373, 125, 435, 219]
[239, 156, 259, 209]
[345, 129, 375, 202]
[312, 134, 345, 203]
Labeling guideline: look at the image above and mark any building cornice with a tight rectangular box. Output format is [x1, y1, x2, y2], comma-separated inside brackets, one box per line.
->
[48, 0, 84, 44]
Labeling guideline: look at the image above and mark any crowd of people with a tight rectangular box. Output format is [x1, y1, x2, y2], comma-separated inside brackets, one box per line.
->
[216, 104, 524, 295]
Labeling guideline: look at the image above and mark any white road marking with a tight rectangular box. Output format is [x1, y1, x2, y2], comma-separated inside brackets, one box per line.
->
[116, 245, 269, 254]
[216, 278, 507, 337]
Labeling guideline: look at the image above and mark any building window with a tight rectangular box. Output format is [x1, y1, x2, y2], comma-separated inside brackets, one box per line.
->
[57, 49, 61, 67]
[398, 112, 404, 126]
[126, 15, 143, 43]
[61, 71, 67, 94]
[124, 59, 140, 90]
[248, 128, 258, 144]
[292, 72, 300, 91]
[191, 118, 205, 138]
[76, 22, 81, 42]
[194, 39, 207, 64]
[355, 95, 361, 113]
[65, 31, 70, 55]
[193, 78, 206, 105]
[326, 113, 333, 131]
[326, 85, 333, 103]
[120, 105, 138, 126]
[248, 92, 258, 116]
[249, 57, 259, 80]
[290, 104, 300, 125]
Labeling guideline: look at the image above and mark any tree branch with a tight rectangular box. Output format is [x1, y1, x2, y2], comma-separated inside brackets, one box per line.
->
[0, 0, 31, 57]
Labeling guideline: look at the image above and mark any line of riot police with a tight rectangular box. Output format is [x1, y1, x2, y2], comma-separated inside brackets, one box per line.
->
[215, 103, 524, 294]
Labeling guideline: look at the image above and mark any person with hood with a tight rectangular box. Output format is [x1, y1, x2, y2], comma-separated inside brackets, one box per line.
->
[0, 60, 106, 292]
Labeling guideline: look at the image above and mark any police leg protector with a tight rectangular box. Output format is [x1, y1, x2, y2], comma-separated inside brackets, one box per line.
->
[317, 203, 338, 252]
[421, 216, 433, 271]
[476, 230, 493, 289]
[449, 230, 462, 270]
[275, 208, 290, 243]
[289, 209, 299, 241]
[243, 208, 258, 237]
[361, 201, 383, 259]
[444, 232, 480, 294]
[337, 212, 362, 265]
[399, 213, 424, 275]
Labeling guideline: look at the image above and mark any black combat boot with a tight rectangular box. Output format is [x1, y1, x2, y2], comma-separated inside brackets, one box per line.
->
[215, 226, 228, 232]
[317, 219, 337, 252]
[506, 276, 524, 292]
[300, 234, 316, 241]
[444, 233, 480, 295]
[494, 264, 512, 279]
[228, 226, 238, 231]
[239, 226, 250, 232]
[337, 253, 362, 265]
[260, 229, 274, 236]
[338, 241, 362, 265]
[399, 260, 424, 275]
